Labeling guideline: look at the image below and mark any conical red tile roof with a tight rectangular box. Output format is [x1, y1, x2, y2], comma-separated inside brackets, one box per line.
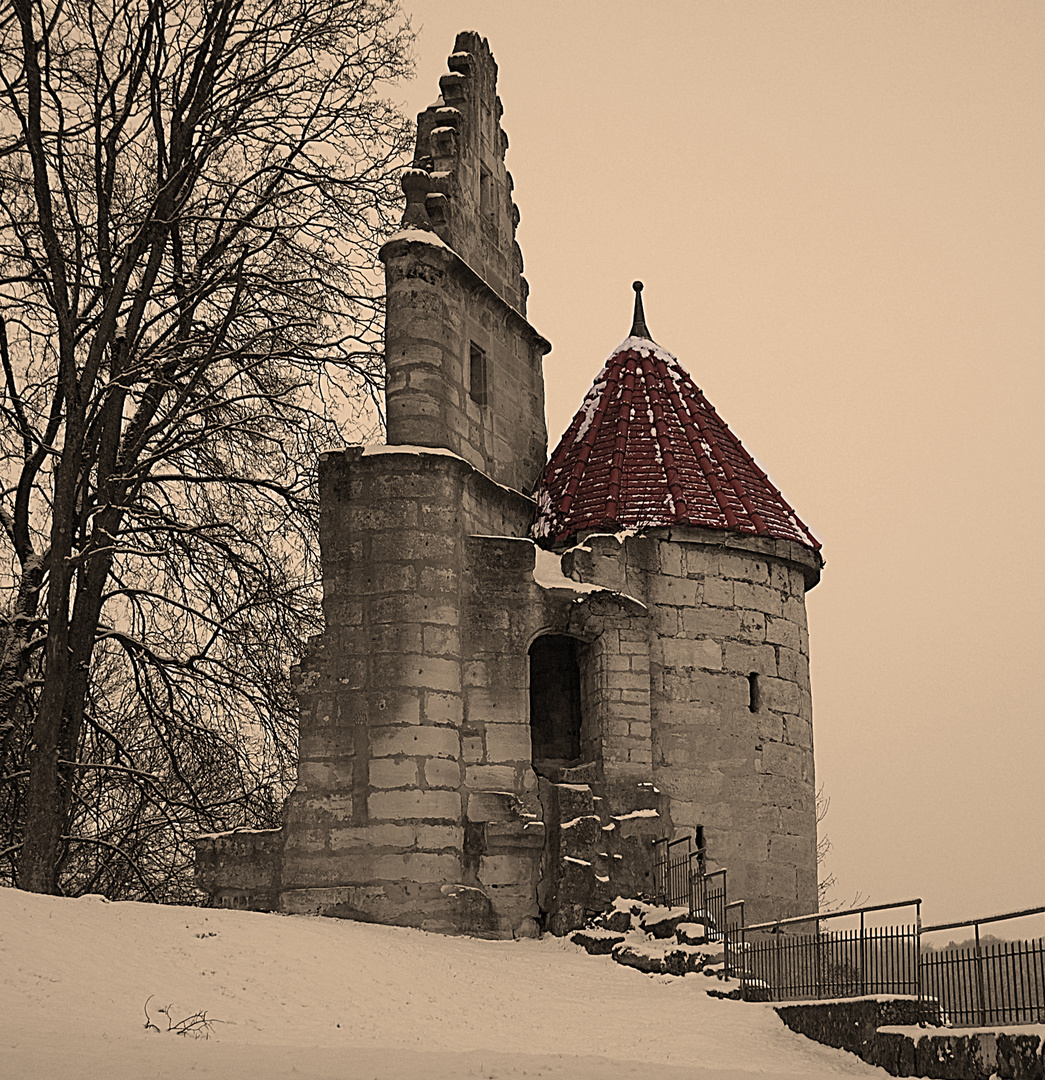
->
[534, 329, 820, 551]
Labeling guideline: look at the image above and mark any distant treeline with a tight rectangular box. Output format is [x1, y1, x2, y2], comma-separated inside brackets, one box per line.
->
[925, 933, 1038, 952]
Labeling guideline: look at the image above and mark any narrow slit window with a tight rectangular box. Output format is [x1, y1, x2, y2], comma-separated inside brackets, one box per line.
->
[469, 342, 487, 405]
[479, 165, 495, 223]
[747, 672, 761, 713]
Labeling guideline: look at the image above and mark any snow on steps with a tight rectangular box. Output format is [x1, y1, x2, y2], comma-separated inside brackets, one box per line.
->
[569, 897, 738, 996]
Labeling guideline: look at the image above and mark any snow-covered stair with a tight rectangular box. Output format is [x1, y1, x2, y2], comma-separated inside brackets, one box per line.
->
[570, 897, 744, 997]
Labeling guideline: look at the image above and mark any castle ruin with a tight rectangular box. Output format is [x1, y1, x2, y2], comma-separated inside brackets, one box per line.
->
[195, 32, 823, 936]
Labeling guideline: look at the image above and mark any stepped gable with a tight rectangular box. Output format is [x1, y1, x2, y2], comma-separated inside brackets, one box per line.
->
[534, 283, 820, 550]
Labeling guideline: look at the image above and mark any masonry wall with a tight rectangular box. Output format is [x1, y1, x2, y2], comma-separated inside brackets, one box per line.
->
[416, 31, 528, 312]
[383, 239, 548, 493]
[279, 448, 540, 934]
[462, 538, 660, 928]
[562, 527, 821, 923]
[383, 31, 550, 495]
[271, 451, 667, 935]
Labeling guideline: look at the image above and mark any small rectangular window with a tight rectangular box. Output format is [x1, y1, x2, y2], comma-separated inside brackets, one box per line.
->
[469, 342, 487, 405]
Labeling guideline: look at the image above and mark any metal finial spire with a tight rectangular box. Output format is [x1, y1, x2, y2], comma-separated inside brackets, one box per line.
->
[630, 280, 652, 340]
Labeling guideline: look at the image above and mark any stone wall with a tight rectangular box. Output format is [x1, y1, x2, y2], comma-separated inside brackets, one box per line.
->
[266, 452, 669, 935]
[777, 999, 1045, 1080]
[196, 505, 820, 931]
[415, 32, 527, 312]
[383, 31, 550, 495]
[382, 239, 549, 494]
[278, 448, 540, 934]
[562, 527, 821, 923]
[193, 828, 282, 911]
[195, 29, 826, 938]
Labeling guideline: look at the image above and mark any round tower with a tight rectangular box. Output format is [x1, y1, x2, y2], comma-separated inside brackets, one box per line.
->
[534, 285, 823, 923]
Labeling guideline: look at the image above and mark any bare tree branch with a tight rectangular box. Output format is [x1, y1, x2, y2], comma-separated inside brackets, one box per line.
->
[0, 0, 412, 898]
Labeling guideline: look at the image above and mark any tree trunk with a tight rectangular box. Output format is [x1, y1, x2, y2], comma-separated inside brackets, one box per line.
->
[19, 637, 71, 893]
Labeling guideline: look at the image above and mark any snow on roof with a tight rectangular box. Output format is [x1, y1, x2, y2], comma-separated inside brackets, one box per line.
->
[532, 547, 601, 594]
[533, 333, 821, 550]
[361, 443, 464, 459]
[380, 227, 451, 250]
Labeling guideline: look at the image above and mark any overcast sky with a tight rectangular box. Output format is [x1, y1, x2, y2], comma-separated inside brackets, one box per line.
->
[395, 0, 1045, 930]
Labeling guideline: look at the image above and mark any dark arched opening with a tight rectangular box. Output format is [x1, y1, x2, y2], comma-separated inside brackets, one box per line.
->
[528, 634, 584, 778]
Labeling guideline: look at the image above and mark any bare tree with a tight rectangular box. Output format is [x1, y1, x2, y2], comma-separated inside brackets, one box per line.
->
[817, 785, 868, 913]
[0, 0, 412, 896]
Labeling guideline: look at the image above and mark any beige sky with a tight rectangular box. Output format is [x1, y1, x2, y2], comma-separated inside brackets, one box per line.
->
[396, 0, 1045, 927]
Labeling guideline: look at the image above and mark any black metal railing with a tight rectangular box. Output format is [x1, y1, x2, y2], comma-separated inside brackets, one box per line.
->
[652, 835, 698, 909]
[650, 838, 1044, 1027]
[739, 900, 921, 1003]
[920, 907, 1045, 1026]
[692, 866, 726, 933]
[651, 836, 736, 975]
[723, 899, 745, 981]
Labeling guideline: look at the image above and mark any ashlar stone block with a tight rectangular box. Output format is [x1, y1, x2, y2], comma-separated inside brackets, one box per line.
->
[372, 692, 421, 725]
[681, 606, 742, 639]
[702, 576, 734, 608]
[423, 625, 460, 656]
[775, 646, 803, 683]
[462, 734, 483, 763]
[330, 823, 415, 849]
[371, 852, 462, 883]
[717, 552, 769, 583]
[650, 575, 701, 607]
[371, 725, 460, 760]
[368, 788, 461, 821]
[661, 638, 722, 671]
[423, 757, 461, 788]
[415, 824, 464, 850]
[399, 656, 460, 692]
[733, 581, 783, 616]
[465, 763, 517, 789]
[478, 854, 534, 887]
[658, 543, 683, 577]
[765, 615, 801, 652]
[369, 758, 418, 789]
[466, 789, 526, 822]
[761, 676, 803, 715]
[723, 642, 777, 676]
[683, 545, 715, 576]
[484, 722, 531, 763]
[297, 759, 354, 790]
[739, 610, 766, 642]
[424, 691, 464, 725]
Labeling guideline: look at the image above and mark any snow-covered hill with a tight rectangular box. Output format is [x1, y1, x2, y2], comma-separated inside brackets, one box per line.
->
[0, 887, 885, 1079]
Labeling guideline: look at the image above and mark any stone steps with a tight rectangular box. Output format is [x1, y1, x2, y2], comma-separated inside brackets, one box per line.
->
[569, 897, 741, 996]
[539, 777, 665, 935]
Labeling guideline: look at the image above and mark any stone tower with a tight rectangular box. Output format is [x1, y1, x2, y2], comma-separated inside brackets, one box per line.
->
[533, 285, 823, 922]
[195, 34, 824, 932]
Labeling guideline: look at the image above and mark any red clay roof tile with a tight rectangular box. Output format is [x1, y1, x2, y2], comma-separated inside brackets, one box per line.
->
[534, 335, 820, 550]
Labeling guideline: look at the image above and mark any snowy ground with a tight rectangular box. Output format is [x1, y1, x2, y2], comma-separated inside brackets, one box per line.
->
[0, 887, 888, 1079]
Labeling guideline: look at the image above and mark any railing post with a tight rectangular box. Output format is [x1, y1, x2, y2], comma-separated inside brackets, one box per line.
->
[814, 917, 822, 1000]
[975, 921, 987, 1028]
[651, 838, 664, 904]
[739, 902, 747, 1001]
[860, 910, 867, 997]
[916, 900, 924, 1025]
